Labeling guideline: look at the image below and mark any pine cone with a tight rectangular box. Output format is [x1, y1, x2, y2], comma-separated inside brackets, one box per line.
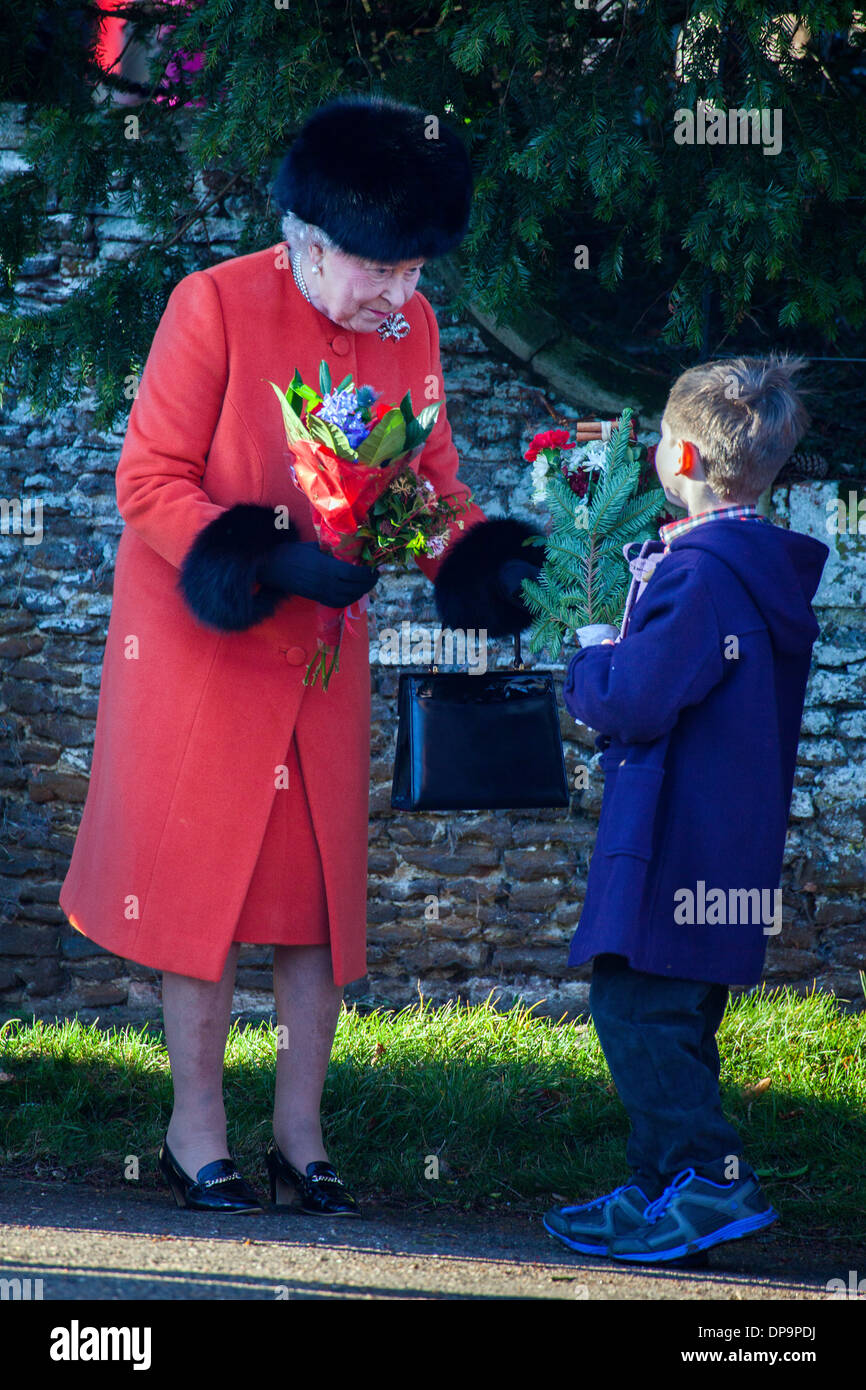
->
[781, 450, 830, 480]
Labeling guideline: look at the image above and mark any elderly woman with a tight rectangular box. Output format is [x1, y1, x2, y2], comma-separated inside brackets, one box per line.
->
[59, 95, 538, 1216]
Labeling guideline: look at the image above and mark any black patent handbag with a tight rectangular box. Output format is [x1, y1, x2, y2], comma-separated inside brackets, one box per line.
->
[390, 634, 570, 812]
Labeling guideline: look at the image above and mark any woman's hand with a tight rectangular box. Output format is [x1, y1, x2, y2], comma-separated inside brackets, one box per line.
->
[256, 542, 379, 608]
[497, 558, 541, 605]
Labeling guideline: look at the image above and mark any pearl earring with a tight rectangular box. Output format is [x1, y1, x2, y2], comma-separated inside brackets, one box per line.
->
[311, 264, 321, 275]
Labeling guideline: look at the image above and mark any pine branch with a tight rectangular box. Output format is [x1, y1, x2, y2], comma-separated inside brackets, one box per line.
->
[523, 408, 666, 653]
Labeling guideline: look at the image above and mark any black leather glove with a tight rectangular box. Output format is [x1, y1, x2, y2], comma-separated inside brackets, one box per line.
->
[256, 541, 379, 608]
[497, 558, 542, 605]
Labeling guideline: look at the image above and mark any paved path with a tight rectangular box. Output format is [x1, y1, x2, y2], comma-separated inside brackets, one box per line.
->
[0, 1179, 858, 1301]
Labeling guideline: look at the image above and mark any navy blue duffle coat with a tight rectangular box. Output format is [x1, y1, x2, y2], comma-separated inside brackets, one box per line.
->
[563, 519, 829, 987]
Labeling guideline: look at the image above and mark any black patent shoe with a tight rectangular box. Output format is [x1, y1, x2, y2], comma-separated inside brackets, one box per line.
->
[266, 1137, 361, 1217]
[158, 1138, 264, 1213]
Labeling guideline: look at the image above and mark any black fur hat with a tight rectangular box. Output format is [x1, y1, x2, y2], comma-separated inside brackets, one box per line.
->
[271, 94, 473, 262]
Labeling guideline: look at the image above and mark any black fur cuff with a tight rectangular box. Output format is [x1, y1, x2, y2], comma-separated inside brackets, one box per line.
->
[433, 517, 544, 637]
[177, 503, 300, 631]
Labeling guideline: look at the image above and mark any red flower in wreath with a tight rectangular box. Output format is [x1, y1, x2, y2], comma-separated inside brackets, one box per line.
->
[524, 429, 576, 463]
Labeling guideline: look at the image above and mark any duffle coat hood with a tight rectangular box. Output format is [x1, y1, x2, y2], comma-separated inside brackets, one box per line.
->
[58, 244, 534, 986]
[563, 518, 829, 987]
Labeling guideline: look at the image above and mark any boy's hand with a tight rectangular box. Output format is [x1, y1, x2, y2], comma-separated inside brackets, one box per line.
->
[575, 623, 619, 648]
[563, 558, 727, 743]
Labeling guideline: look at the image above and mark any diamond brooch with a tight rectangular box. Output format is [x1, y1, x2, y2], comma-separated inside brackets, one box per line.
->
[376, 312, 411, 341]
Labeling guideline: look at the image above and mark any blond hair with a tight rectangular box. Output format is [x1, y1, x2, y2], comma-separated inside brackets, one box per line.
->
[663, 355, 810, 502]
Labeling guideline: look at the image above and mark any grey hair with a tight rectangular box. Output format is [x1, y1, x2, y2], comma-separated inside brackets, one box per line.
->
[663, 354, 810, 502]
[280, 209, 341, 258]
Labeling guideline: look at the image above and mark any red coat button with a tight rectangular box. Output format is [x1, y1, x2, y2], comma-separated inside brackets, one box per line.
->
[330, 334, 350, 355]
[284, 646, 307, 665]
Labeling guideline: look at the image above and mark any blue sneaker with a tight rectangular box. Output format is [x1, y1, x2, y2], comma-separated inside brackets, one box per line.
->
[543, 1184, 652, 1255]
[608, 1167, 778, 1262]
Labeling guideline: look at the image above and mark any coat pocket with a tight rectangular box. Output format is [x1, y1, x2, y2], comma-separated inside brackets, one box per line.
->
[602, 762, 666, 861]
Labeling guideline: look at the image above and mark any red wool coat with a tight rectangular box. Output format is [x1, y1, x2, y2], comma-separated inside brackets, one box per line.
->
[58, 243, 487, 987]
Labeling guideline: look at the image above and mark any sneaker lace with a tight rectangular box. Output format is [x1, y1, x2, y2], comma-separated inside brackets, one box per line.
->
[644, 1167, 695, 1223]
[599, 1183, 633, 1208]
[559, 1183, 632, 1216]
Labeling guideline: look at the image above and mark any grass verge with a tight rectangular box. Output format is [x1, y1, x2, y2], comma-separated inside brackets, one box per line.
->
[1, 986, 863, 1236]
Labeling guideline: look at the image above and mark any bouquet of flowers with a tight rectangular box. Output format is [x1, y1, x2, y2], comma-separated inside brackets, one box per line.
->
[520, 409, 671, 657]
[268, 360, 468, 689]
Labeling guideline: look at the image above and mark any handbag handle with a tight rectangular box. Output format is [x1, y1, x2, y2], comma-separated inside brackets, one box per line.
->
[430, 629, 525, 674]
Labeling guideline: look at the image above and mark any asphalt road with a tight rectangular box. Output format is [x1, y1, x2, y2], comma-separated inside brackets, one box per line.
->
[0, 1178, 859, 1301]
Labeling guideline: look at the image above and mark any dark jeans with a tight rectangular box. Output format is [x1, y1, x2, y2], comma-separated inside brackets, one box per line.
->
[589, 953, 750, 1200]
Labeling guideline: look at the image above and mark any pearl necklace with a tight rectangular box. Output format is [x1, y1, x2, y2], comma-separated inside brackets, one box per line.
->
[291, 249, 312, 303]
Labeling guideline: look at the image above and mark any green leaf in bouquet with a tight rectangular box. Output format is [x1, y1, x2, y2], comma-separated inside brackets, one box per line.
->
[307, 409, 358, 460]
[278, 372, 304, 414]
[336, 374, 353, 391]
[282, 367, 322, 412]
[403, 399, 442, 452]
[416, 401, 442, 435]
[398, 390, 415, 425]
[296, 383, 323, 408]
[266, 379, 313, 444]
[356, 408, 407, 465]
[319, 360, 332, 396]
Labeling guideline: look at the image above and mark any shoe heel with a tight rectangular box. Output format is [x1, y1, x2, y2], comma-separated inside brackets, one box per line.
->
[272, 1173, 300, 1209]
[159, 1146, 189, 1209]
[167, 1174, 188, 1210]
[266, 1141, 301, 1210]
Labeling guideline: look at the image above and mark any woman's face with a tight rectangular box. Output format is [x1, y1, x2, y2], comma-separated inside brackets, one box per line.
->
[306, 244, 425, 332]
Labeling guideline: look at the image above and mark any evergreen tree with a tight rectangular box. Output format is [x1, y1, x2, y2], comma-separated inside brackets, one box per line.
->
[0, 2, 864, 432]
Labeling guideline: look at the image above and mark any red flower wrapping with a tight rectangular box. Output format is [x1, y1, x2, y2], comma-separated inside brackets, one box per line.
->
[288, 439, 406, 552]
[287, 440, 413, 688]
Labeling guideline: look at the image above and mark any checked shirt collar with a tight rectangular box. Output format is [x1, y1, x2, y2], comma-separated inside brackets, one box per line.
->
[659, 503, 769, 553]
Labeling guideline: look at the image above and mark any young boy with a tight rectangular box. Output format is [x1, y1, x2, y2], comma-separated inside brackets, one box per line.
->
[544, 356, 829, 1262]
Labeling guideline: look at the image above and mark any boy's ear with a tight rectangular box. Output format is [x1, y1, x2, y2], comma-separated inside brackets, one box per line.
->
[675, 440, 700, 476]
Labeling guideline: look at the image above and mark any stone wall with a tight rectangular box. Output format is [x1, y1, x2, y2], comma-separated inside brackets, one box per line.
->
[1, 102, 864, 1023]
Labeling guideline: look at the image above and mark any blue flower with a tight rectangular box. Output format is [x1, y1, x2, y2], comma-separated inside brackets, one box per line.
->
[318, 387, 371, 448]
